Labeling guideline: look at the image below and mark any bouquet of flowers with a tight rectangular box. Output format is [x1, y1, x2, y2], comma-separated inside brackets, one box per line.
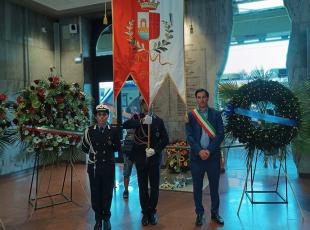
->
[166, 140, 190, 173]
[14, 71, 90, 156]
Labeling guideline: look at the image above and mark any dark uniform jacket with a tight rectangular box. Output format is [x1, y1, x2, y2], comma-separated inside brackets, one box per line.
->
[82, 124, 121, 174]
[123, 113, 169, 163]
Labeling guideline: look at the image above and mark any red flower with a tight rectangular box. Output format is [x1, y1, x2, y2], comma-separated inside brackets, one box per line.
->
[52, 77, 60, 86]
[36, 87, 45, 97]
[34, 79, 40, 85]
[55, 95, 64, 104]
[16, 96, 24, 104]
[82, 107, 88, 114]
[0, 93, 7, 102]
[79, 92, 85, 99]
[29, 107, 36, 114]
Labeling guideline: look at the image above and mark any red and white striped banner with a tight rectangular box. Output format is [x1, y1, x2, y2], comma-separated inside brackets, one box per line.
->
[113, 0, 185, 107]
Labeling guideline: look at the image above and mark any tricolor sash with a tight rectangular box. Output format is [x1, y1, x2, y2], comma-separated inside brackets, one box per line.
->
[192, 109, 216, 139]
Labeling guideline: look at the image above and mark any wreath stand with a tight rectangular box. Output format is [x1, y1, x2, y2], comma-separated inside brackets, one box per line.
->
[237, 149, 305, 221]
[28, 149, 73, 210]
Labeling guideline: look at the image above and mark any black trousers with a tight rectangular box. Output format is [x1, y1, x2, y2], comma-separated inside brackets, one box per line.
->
[135, 154, 161, 216]
[88, 162, 115, 221]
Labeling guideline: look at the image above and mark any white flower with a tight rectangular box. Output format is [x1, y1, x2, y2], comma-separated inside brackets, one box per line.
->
[56, 136, 63, 143]
[33, 137, 41, 144]
[46, 133, 53, 140]
[26, 147, 34, 153]
[24, 130, 29, 135]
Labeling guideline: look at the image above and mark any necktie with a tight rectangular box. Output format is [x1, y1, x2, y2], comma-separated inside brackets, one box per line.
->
[99, 126, 104, 133]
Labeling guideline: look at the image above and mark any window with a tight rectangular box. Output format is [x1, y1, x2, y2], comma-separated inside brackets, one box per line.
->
[98, 80, 140, 123]
[224, 40, 289, 75]
[96, 24, 112, 56]
[236, 0, 284, 14]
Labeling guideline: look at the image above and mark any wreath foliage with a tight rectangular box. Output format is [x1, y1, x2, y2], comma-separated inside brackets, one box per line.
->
[14, 73, 90, 156]
[226, 79, 301, 152]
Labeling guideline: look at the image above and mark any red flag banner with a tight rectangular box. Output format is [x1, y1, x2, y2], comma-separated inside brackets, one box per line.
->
[113, 0, 185, 107]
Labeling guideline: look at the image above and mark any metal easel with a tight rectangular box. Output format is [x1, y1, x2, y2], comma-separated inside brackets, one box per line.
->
[237, 149, 305, 221]
[28, 148, 73, 210]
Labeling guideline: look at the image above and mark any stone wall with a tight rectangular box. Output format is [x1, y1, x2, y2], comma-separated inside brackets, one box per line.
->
[58, 17, 85, 85]
[0, 0, 55, 175]
[0, 0, 54, 91]
[284, 0, 310, 176]
[0, 0, 87, 175]
[284, 0, 310, 85]
[153, 0, 233, 142]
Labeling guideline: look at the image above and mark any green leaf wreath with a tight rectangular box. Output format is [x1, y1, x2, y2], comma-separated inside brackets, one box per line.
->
[225, 79, 301, 153]
[14, 72, 90, 161]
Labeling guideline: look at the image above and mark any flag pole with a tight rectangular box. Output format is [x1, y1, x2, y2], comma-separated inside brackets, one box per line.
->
[147, 104, 152, 149]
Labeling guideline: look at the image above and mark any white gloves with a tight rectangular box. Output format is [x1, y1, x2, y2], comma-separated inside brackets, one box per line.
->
[142, 115, 152, 125]
[146, 148, 155, 157]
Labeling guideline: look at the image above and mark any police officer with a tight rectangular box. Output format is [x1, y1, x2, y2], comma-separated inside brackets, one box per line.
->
[123, 98, 169, 226]
[82, 104, 120, 230]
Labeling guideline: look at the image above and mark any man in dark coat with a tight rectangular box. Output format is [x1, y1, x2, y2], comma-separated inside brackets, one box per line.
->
[82, 104, 121, 230]
[185, 89, 225, 226]
[123, 98, 169, 226]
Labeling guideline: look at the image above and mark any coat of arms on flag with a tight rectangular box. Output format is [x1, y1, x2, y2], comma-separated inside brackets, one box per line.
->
[113, 0, 185, 107]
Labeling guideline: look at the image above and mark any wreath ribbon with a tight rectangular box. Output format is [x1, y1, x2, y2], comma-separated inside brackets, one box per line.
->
[226, 105, 297, 127]
[26, 126, 83, 137]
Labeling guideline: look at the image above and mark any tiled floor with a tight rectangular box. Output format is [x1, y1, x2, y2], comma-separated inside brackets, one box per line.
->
[0, 147, 309, 230]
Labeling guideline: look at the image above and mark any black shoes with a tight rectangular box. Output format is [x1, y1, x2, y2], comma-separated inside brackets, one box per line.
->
[93, 221, 102, 230]
[195, 213, 203, 226]
[123, 190, 129, 199]
[149, 213, 158, 225]
[211, 213, 224, 225]
[103, 219, 111, 230]
[142, 213, 158, 226]
[141, 215, 149, 226]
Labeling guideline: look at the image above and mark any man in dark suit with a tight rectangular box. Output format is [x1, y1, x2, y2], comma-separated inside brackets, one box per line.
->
[123, 97, 169, 226]
[185, 89, 224, 226]
[82, 104, 121, 230]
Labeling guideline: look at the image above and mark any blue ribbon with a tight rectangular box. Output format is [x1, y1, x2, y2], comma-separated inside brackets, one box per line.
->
[225, 105, 297, 127]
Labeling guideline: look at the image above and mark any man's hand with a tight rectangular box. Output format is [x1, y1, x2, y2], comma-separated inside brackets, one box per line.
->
[146, 148, 155, 157]
[198, 149, 210, 160]
[142, 115, 152, 124]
